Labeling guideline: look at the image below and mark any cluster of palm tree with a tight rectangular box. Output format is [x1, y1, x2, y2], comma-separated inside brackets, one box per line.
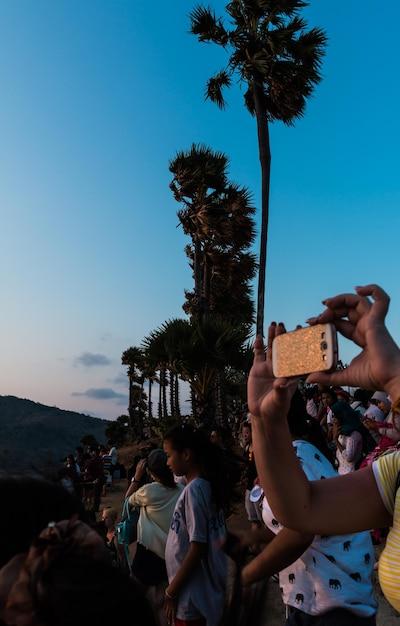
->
[120, 1, 327, 438]
[122, 317, 252, 434]
[170, 144, 256, 326]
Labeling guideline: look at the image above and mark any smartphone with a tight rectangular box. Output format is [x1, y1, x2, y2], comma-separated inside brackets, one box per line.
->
[272, 323, 338, 378]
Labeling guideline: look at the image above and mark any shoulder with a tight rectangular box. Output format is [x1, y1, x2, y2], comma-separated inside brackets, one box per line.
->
[184, 478, 212, 503]
[185, 477, 210, 492]
[129, 482, 155, 505]
[293, 440, 322, 465]
[293, 440, 335, 479]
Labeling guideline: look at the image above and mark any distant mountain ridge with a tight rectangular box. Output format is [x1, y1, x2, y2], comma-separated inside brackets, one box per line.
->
[0, 395, 108, 472]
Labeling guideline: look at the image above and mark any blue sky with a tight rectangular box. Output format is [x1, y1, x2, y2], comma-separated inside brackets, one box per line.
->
[1, 0, 399, 419]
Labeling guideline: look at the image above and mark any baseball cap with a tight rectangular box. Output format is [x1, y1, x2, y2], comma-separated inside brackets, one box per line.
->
[364, 405, 385, 422]
[371, 391, 390, 405]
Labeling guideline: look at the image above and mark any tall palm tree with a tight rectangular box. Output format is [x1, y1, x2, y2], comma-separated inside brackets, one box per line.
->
[170, 144, 256, 325]
[142, 331, 169, 419]
[143, 318, 192, 418]
[121, 346, 145, 437]
[141, 360, 158, 419]
[190, 1, 327, 334]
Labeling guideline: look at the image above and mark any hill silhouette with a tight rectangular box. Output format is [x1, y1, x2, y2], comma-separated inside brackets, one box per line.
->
[0, 395, 108, 472]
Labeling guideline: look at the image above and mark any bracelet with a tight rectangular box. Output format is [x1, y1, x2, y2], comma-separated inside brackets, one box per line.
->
[165, 589, 176, 600]
[131, 478, 140, 484]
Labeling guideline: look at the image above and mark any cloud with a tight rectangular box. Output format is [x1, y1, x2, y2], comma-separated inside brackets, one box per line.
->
[72, 388, 127, 401]
[75, 352, 112, 367]
[112, 372, 128, 386]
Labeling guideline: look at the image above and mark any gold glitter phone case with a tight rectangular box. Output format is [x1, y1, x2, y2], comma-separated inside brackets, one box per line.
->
[272, 323, 338, 378]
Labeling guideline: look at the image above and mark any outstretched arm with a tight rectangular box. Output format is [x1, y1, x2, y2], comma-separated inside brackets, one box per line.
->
[248, 285, 400, 535]
[252, 405, 390, 534]
[242, 527, 314, 586]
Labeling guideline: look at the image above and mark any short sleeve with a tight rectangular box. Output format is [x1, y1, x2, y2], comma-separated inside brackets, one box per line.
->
[372, 451, 400, 516]
[184, 482, 209, 544]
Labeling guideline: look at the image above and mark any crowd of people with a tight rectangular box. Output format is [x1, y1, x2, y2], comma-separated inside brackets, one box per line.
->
[1, 284, 400, 626]
[58, 442, 120, 505]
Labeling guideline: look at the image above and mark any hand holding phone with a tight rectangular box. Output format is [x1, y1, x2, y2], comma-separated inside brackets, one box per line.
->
[272, 323, 338, 379]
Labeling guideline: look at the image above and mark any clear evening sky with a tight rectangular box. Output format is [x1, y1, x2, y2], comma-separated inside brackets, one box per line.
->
[1, 1, 399, 419]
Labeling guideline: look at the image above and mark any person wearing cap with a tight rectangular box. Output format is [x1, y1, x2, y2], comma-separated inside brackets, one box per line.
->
[126, 449, 184, 596]
[370, 390, 391, 417]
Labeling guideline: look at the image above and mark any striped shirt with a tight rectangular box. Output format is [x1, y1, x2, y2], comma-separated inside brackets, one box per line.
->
[373, 451, 400, 611]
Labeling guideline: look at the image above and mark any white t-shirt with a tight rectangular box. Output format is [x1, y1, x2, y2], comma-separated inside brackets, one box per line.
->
[109, 446, 117, 465]
[165, 478, 227, 626]
[129, 482, 183, 559]
[262, 440, 377, 618]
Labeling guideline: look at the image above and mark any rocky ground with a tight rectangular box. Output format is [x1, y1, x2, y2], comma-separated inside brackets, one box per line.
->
[102, 480, 399, 625]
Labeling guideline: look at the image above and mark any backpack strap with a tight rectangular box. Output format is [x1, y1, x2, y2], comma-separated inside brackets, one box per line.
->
[121, 497, 131, 520]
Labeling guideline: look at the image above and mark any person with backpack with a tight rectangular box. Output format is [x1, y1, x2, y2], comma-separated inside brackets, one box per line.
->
[128, 449, 183, 588]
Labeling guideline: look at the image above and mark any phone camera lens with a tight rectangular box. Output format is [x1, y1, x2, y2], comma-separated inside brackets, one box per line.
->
[320, 341, 328, 351]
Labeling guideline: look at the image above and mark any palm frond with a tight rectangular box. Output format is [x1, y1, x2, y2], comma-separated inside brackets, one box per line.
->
[190, 5, 229, 45]
[290, 27, 327, 69]
[206, 70, 232, 108]
[257, 0, 308, 17]
[244, 86, 255, 115]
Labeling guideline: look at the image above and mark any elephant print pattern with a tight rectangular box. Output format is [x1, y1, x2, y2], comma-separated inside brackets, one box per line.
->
[261, 440, 377, 618]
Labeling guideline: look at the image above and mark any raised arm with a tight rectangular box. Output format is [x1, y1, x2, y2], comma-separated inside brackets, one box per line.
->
[248, 285, 400, 536]
[251, 402, 390, 534]
[242, 527, 314, 586]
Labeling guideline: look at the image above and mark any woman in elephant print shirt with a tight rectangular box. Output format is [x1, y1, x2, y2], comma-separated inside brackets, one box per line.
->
[244, 392, 377, 625]
[261, 439, 376, 624]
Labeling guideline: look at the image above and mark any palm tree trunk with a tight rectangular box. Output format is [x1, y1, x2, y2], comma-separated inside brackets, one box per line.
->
[169, 369, 175, 416]
[253, 81, 271, 337]
[194, 236, 202, 318]
[175, 373, 181, 418]
[148, 379, 153, 418]
[202, 256, 210, 317]
[158, 371, 162, 419]
[128, 376, 134, 430]
[190, 385, 197, 420]
[162, 368, 168, 417]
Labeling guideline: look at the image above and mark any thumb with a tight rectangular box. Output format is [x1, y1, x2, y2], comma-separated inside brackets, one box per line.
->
[306, 371, 345, 386]
[272, 377, 298, 404]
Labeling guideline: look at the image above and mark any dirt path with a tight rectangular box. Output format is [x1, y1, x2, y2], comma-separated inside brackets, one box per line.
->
[101, 480, 399, 625]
